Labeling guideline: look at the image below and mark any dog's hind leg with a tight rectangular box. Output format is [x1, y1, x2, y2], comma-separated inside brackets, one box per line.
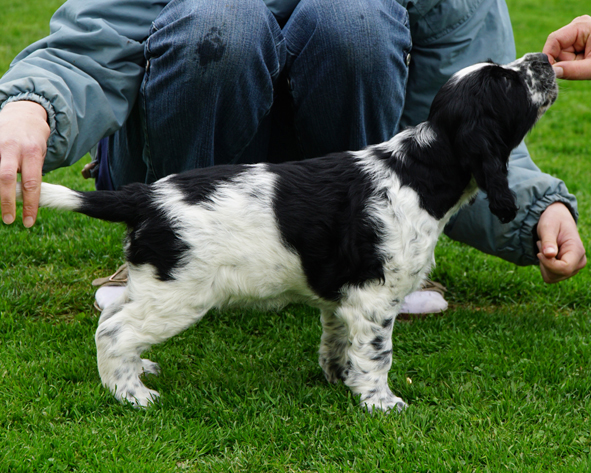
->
[335, 299, 407, 414]
[95, 300, 209, 407]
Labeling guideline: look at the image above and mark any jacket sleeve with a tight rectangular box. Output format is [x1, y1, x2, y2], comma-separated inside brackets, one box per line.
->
[0, 0, 167, 173]
[397, 0, 579, 266]
[444, 141, 578, 266]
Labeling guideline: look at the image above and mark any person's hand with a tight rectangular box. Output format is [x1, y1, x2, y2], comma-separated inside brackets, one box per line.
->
[543, 15, 591, 80]
[0, 101, 50, 227]
[536, 202, 587, 283]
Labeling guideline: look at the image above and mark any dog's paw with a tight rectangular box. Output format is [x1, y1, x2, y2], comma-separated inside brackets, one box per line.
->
[360, 391, 408, 414]
[141, 359, 161, 377]
[117, 383, 161, 409]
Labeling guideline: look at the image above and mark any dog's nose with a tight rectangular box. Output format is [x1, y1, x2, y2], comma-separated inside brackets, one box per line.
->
[534, 52, 550, 64]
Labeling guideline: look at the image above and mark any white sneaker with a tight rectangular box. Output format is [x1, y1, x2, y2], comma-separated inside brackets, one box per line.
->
[399, 290, 448, 314]
[95, 285, 127, 311]
[93, 264, 128, 311]
[399, 279, 448, 315]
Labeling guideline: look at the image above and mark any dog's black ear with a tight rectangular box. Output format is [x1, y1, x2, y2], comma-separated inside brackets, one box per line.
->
[428, 65, 543, 224]
[455, 123, 518, 224]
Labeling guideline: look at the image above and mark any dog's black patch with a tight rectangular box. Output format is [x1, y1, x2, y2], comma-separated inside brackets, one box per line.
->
[270, 154, 385, 301]
[76, 184, 188, 281]
[124, 204, 190, 281]
[76, 166, 246, 282]
[168, 164, 246, 205]
[126, 166, 247, 281]
[373, 139, 469, 221]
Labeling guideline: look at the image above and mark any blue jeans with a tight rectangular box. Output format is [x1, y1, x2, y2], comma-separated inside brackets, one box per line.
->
[106, 0, 412, 189]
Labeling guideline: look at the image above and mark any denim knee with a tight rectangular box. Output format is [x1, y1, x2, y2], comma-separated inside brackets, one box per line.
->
[282, 0, 412, 154]
[134, 0, 287, 179]
[147, 0, 285, 84]
[286, 0, 411, 75]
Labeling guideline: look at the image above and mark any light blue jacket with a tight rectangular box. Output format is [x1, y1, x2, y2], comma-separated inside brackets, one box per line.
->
[0, 0, 578, 266]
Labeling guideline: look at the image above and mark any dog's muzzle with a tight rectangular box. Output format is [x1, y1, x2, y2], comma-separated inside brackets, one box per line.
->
[507, 52, 558, 111]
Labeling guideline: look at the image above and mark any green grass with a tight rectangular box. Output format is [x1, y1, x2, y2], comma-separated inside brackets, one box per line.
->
[1, 0, 590, 471]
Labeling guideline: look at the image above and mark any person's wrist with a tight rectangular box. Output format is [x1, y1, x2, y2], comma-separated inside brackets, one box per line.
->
[2, 100, 48, 123]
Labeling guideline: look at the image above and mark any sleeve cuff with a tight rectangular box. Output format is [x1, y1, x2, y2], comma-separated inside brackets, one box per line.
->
[1, 92, 58, 137]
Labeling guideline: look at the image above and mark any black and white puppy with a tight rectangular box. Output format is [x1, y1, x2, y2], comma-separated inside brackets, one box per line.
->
[22, 53, 557, 412]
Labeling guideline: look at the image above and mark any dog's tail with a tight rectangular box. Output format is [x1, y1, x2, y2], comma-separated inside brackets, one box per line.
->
[17, 182, 148, 225]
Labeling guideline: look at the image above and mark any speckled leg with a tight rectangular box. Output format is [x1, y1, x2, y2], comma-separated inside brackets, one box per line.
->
[335, 303, 407, 413]
[95, 301, 208, 407]
[319, 309, 349, 384]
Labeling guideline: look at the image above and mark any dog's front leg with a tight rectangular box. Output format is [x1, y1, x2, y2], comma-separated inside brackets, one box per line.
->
[335, 303, 407, 414]
[319, 309, 350, 384]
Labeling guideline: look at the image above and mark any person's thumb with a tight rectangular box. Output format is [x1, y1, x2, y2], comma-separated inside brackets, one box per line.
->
[554, 59, 591, 80]
[537, 222, 560, 259]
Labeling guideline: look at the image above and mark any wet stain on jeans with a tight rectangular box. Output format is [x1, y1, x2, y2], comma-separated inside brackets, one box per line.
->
[196, 27, 226, 67]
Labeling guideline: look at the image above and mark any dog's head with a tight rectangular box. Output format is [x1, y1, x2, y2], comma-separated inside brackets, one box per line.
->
[428, 53, 558, 223]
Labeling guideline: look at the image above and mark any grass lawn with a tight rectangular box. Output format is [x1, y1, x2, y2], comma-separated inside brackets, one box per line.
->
[1, 0, 590, 471]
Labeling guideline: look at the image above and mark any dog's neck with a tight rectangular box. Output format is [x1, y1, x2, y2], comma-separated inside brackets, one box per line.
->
[376, 122, 478, 222]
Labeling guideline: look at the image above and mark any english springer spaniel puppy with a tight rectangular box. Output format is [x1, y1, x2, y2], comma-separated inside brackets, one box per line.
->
[22, 53, 557, 412]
